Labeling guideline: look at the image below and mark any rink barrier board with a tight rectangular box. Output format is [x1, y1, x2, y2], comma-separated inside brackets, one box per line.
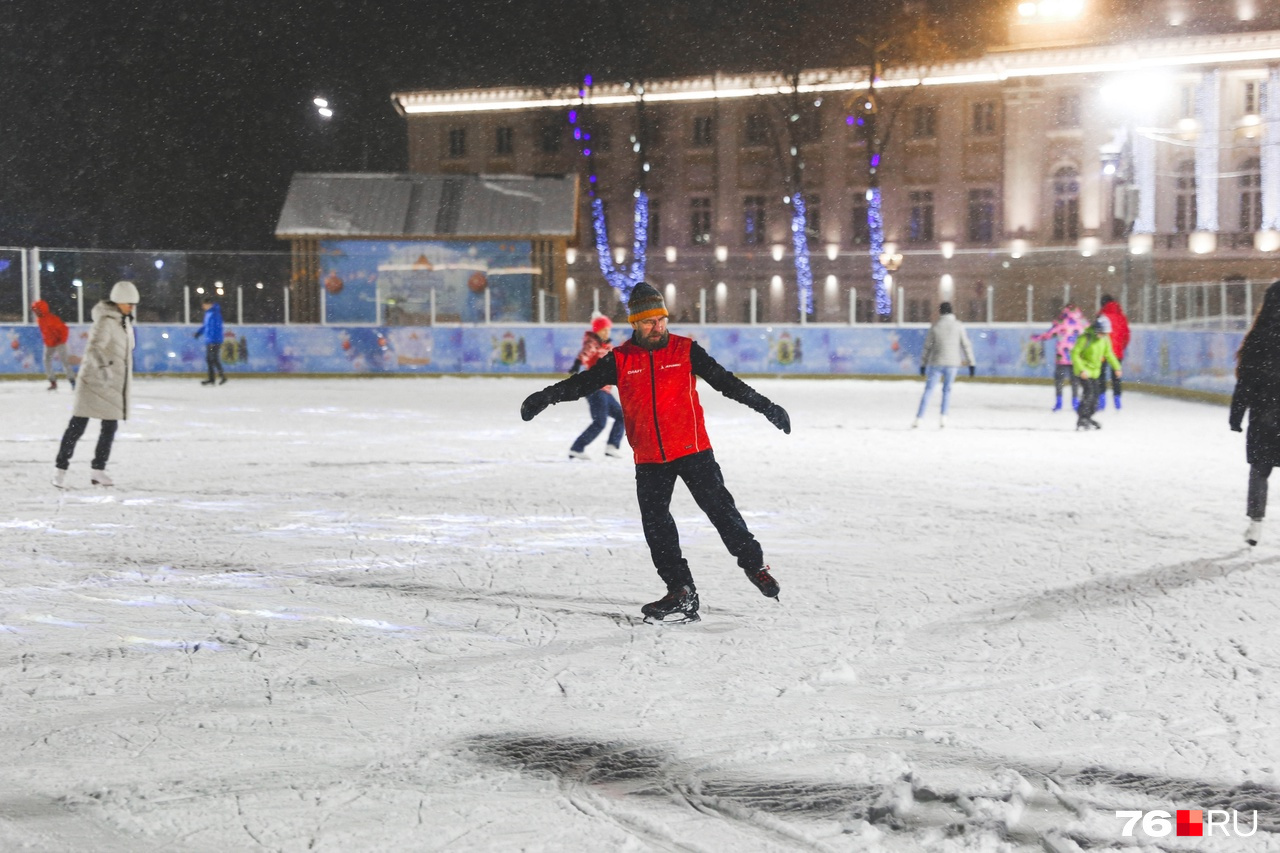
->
[0, 323, 1241, 399]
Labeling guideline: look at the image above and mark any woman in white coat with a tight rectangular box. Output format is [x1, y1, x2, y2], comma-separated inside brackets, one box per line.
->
[53, 280, 139, 488]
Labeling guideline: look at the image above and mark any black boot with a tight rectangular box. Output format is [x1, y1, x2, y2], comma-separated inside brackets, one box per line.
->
[745, 566, 780, 598]
[641, 585, 700, 623]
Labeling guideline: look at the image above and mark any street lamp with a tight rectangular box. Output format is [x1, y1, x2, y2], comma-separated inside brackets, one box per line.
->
[314, 97, 333, 119]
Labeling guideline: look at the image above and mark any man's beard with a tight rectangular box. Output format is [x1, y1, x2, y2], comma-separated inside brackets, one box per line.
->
[635, 330, 670, 351]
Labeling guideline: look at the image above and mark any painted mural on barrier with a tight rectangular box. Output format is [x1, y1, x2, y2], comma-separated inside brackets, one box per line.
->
[0, 323, 1245, 395]
[319, 240, 537, 324]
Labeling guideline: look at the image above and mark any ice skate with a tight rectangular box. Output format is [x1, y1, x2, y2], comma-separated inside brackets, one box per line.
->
[1088, 418, 1102, 429]
[642, 585, 700, 623]
[1052, 396, 1063, 412]
[90, 470, 114, 487]
[1246, 519, 1263, 547]
[745, 566, 780, 599]
[218, 375, 227, 385]
[52, 469, 67, 489]
[938, 415, 947, 429]
[1098, 393, 1107, 411]
[69, 378, 76, 390]
[1113, 395, 1122, 410]
[200, 379, 215, 386]
[604, 444, 623, 458]
[47, 379, 57, 391]
[567, 450, 591, 460]
[910, 418, 920, 429]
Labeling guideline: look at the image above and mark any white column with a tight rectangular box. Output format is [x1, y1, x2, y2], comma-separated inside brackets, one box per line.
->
[1263, 68, 1280, 230]
[20, 249, 29, 323]
[986, 285, 994, 323]
[283, 287, 290, 324]
[29, 247, 41, 304]
[699, 288, 706, 324]
[1027, 284, 1034, 323]
[849, 288, 857, 325]
[184, 286, 191, 324]
[237, 285, 244, 325]
[1133, 110, 1158, 234]
[749, 288, 757, 325]
[1195, 70, 1221, 233]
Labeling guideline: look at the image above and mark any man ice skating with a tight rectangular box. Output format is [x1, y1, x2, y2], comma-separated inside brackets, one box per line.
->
[193, 296, 226, 385]
[520, 282, 791, 623]
[31, 300, 75, 391]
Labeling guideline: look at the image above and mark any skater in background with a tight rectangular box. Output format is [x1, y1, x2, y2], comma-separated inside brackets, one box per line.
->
[193, 296, 226, 385]
[1229, 280, 1280, 547]
[1030, 303, 1086, 411]
[913, 301, 976, 429]
[53, 281, 139, 489]
[521, 282, 790, 624]
[32, 299, 74, 391]
[1070, 315, 1121, 431]
[1097, 294, 1130, 410]
[567, 313, 625, 460]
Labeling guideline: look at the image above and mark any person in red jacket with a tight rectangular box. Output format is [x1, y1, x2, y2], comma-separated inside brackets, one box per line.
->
[1097, 295, 1130, 410]
[31, 300, 74, 391]
[521, 282, 791, 623]
[567, 314, 625, 460]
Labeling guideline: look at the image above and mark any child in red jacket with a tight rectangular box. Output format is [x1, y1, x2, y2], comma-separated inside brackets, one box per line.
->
[31, 300, 74, 391]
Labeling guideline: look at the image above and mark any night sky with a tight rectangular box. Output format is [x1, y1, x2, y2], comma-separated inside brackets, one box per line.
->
[0, 0, 991, 252]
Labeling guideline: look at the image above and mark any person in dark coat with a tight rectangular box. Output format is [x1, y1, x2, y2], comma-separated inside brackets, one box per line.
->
[1229, 280, 1280, 546]
[520, 282, 790, 623]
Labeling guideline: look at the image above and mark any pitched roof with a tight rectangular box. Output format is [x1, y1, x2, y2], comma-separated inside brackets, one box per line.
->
[275, 173, 578, 239]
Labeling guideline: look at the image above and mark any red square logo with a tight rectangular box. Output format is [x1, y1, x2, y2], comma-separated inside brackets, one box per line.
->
[1177, 810, 1203, 837]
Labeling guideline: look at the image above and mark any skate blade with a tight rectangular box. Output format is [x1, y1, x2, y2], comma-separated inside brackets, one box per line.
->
[643, 612, 701, 625]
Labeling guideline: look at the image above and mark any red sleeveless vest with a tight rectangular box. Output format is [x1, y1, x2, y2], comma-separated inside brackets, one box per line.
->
[612, 335, 711, 464]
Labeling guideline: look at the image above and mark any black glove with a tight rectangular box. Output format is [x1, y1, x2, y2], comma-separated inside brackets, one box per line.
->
[919, 366, 925, 376]
[763, 402, 791, 434]
[521, 391, 550, 421]
[193, 331, 201, 338]
[1231, 419, 1244, 433]
[968, 365, 976, 377]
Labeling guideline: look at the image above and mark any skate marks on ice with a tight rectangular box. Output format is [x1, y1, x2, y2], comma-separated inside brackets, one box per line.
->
[461, 733, 1139, 850]
[947, 551, 1280, 625]
[1057, 765, 1280, 835]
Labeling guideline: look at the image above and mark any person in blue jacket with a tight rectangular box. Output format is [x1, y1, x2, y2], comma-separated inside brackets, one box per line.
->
[193, 296, 226, 385]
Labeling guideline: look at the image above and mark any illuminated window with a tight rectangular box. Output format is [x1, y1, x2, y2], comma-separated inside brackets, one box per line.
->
[969, 188, 997, 243]
[1245, 81, 1268, 115]
[1051, 168, 1079, 242]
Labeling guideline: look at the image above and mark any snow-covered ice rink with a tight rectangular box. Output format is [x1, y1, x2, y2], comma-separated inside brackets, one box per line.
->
[3, 375, 1278, 852]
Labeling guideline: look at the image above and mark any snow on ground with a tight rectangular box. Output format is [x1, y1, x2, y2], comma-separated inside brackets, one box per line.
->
[2, 374, 1278, 852]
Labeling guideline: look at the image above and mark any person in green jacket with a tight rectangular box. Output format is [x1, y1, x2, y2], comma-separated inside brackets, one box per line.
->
[1071, 315, 1122, 431]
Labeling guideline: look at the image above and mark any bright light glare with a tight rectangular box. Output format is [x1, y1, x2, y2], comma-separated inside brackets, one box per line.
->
[318, 107, 334, 118]
[313, 97, 328, 108]
[154, 259, 164, 269]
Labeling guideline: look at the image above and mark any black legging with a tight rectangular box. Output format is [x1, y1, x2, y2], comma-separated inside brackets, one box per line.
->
[56, 416, 117, 471]
[634, 449, 764, 592]
[1099, 359, 1124, 398]
[1249, 464, 1272, 520]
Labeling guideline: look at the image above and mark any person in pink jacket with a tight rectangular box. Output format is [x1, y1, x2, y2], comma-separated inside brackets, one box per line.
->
[1030, 303, 1087, 412]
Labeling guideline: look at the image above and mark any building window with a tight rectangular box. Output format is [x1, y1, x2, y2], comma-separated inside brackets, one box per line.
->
[911, 106, 938, 139]
[1054, 94, 1081, 129]
[647, 199, 662, 247]
[907, 298, 928, 323]
[745, 113, 770, 146]
[909, 191, 934, 243]
[690, 197, 712, 245]
[495, 126, 513, 155]
[804, 193, 821, 244]
[850, 197, 870, 246]
[693, 115, 715, 147]
[589, 120, 611, 153]
[968, 188, 996, 243]
[971, 101, 996, 135]
[743, 195, 767, 245]
[1175, 159, 1197, 233]
[1179, 86, 1196, 120]
[447, 128, 467, 158]
[1051, 167, 1080, 241]
[539, 123, 562, 153]
[1245, 81, 1268, 115]
[1240, 157, 1262, 232]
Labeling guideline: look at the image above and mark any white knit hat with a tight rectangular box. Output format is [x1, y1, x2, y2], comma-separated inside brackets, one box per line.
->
[109, 280, 140, 303]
